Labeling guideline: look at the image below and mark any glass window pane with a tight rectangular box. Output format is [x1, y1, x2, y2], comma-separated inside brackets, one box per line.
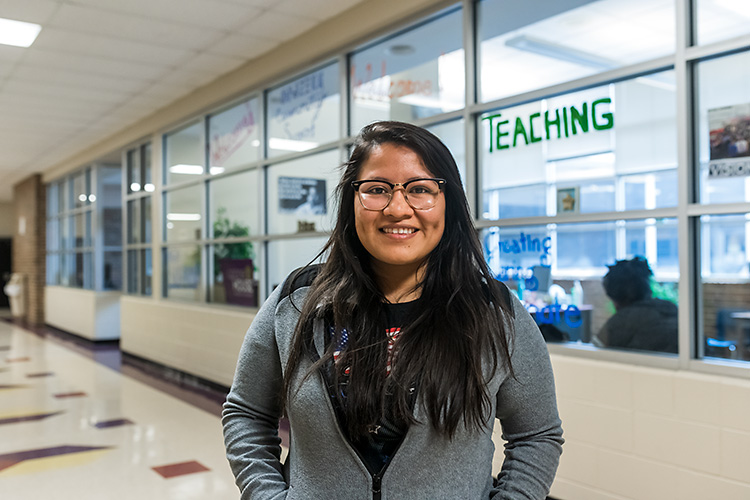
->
[209, 98, 260, 172]
[164, 245, 201, 301]
[143, 196, 152, 244]
[350, 7, 464, 131]
[71, 252, 92, 289]
[72, 169, 91, 208]
[57, 179, 66, 212]
[266, 149, 340, 235]
[165, 184, 203, 242]
[47, 183, 58, 218]
[210, 169, 260, 239]
[165, 121, 204, 184]
[480, 71, 677, 219]
[267, 237, 328, 294]
[211, 243, 259, 307]
[696, 0, 750, 46]
[700, 214, 750, 362]
[696, 51, 750, 204]
[74, 213, 90, 248]
[46, 254, 59, 285]
[100, 165, 122, 247]
[482, 220, 679, 354]
[127, 249, 152, 296]
[47, 219, 59, 252]
[61, 216, 72, 249]
[143, 143, 152, 188]
[425, 119, 466, 186]
[267, 64, 340, 158]
[103, 251, 122, 290]
[127, 148, 141, 193]
[477, 0, 675, 102]
[128, 199, 141, 244]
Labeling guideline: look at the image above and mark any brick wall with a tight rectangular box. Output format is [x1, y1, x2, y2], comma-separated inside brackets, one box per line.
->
[12, 174, 46, 324]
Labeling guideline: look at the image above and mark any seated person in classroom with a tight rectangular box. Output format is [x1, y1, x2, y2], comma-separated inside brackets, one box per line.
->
[593, 257, 678, 354]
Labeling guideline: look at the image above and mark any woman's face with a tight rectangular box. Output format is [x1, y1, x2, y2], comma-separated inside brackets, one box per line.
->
[354, 143, 446, 276]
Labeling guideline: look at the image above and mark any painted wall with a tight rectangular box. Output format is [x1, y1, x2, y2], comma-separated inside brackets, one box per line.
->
[548, 355, 750, 500]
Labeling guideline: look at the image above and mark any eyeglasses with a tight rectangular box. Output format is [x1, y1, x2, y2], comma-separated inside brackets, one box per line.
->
[351, 178, 446, 211]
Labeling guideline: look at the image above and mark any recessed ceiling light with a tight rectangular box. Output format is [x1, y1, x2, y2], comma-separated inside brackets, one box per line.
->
[0, 18, 42, 48]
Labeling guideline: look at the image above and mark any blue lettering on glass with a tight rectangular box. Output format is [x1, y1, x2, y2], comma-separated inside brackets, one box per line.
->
[483, 231, 552, 291]
[272, 70, 328, 139]
[526, 304, 582, 328]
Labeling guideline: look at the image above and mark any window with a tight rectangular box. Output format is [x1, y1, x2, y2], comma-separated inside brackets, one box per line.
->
[700, 214, 750, 362]
[124, 143, 153, 295]
[350, 6, 465, 132]
[46, 164, 121, 291]
[695, 0, 750, 46]
[477, 0, 675, 102]
[479, 71, 677, 219]
[482, 218, 679, 354]
[164, 122, 204, 185]
[209, 98, 261, 173]
[696, 50, 750, 205]
[267, 65, 340, 158]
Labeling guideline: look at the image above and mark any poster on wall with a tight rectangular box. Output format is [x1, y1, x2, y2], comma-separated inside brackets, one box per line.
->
[708, 103, 750, 178]
[278, 177, 327, 215]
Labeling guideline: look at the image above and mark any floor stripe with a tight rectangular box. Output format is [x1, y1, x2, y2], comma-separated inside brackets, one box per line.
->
[0, 411, 64, 426]
[0, 445, 112, 473]
[152, 460, 210, 479]
[53, 391, 87, 399]
[93, 418, 134, 429]
[5, 357, 30, 362]
[26, 372, 55, 378]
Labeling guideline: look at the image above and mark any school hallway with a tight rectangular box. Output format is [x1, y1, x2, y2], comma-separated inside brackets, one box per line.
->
[0, 316, 249, 500]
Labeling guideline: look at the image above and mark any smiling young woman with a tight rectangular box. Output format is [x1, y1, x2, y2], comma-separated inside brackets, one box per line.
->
[223, 121, 564, 500]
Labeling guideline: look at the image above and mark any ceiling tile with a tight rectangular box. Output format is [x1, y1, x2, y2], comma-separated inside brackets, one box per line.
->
[22, 49, 166, 81]
[0, 0, 62, 24]
[0, 44, 26, 64]
[175, 51, 247, 77]
[238, 10, 316, 41]
[49, 4, 225, 51]
[69, 0, 263, 31]
[32, 27, 195, 66]
[207, 33, 278, 59]
[271, 0, 349, 22]
[11, 65, 149, 95]
[2, 79, 129, 104]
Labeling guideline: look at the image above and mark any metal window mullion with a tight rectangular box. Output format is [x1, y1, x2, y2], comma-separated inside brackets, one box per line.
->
[675, 0, 697, 366]
[463, 0, 477, 219]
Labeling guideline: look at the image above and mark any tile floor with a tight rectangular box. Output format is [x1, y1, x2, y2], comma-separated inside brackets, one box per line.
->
[0, 318, 256, 500]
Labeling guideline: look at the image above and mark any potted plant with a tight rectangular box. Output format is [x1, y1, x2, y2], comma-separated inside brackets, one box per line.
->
[213, 207, 258, 306]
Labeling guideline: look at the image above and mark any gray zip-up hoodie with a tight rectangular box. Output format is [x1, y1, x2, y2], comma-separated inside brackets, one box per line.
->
[222, 274, 563, 499]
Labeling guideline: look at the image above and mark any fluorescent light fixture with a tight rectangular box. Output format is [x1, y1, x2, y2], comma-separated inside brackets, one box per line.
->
[505, 35, 615, 70]
[268, 137, 318, 152]
[144, 183, 155, 192]
[209, 167, 225, 175]
[169, 164, 204, 175]
[166, 213, 201, 221]
[130, 182, 141, 192]
[0, 18, 42, 48]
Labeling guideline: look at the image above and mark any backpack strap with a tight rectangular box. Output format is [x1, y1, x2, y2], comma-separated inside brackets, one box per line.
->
[279, 264, 322, 302]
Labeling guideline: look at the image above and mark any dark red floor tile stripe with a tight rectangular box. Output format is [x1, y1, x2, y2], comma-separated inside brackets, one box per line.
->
[54, 391, 87, 398]
[152, 460, 210, 479]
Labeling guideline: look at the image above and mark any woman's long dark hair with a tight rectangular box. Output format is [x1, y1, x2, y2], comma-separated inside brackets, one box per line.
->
[281, 121, 514, 439]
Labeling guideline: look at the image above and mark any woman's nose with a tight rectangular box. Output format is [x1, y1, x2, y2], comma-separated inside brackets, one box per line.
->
[384, 188, 412, 216]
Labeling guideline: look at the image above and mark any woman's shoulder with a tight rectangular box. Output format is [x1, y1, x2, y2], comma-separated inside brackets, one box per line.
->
[278, 264, 322, 302]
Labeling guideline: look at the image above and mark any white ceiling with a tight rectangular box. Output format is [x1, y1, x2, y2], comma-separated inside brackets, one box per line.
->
[0, 0, 365, 201]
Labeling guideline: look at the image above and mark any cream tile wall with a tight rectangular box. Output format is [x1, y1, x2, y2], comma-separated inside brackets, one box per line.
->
[120, 296, 255, 386]
[546, 355, 750, 500]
